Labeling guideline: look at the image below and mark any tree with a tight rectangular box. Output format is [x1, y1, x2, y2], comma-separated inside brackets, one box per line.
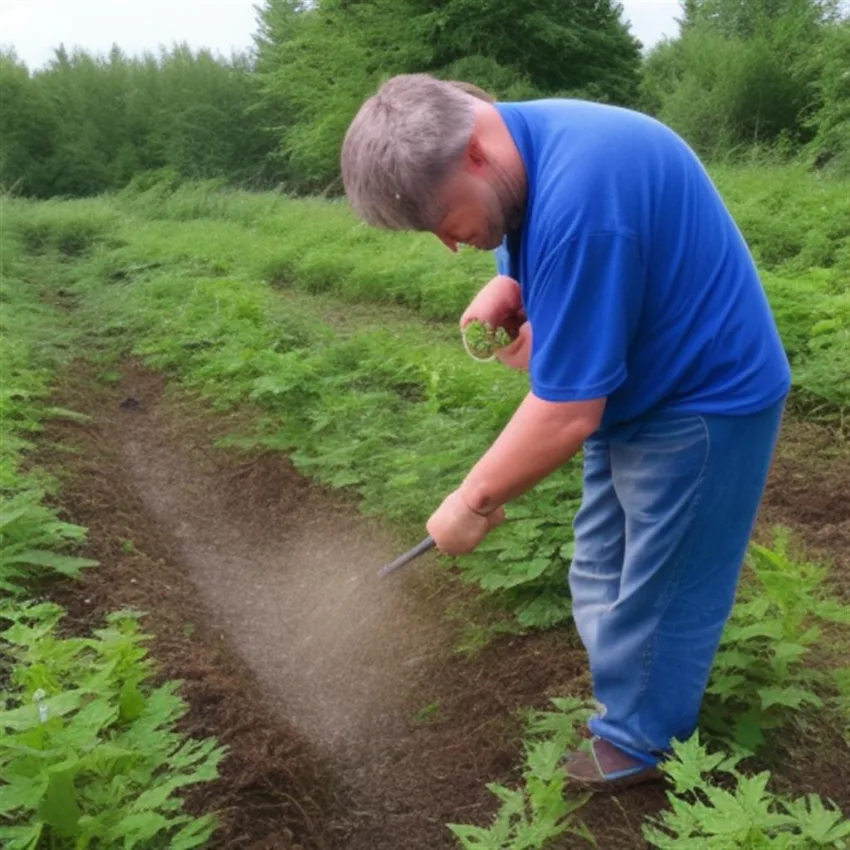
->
[640, 0, 846, 157]
[804, 17, 850, 171]
[253, 0, 645, 189]
[406, 0, 642, 104]
[0, 50, 57, 195]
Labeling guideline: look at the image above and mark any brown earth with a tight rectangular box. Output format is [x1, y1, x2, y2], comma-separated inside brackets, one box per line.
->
[37, 361, 849, 850]
[755, 418, 850, 600]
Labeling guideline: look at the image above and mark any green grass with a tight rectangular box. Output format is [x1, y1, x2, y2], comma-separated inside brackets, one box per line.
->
[0, 205, 98, 593]
[106, 168, 850, 413]
[9, 165, 848, 423]
[3, 163, 847, 624]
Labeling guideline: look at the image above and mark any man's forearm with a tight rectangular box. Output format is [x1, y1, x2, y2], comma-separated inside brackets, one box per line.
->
[458, 392, 604, 514]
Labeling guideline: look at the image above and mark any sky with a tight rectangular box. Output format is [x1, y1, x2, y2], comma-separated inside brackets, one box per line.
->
[1, 0, 682, 71]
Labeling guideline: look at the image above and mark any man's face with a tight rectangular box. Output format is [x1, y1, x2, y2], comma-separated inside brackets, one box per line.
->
[432, 169, 508, 253]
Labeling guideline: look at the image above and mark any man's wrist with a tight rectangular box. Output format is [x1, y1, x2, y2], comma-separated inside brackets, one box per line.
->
[458, 481, 498, 517]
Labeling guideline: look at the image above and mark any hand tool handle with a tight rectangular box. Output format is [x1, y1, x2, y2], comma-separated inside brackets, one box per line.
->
[377, 535, 436, 577]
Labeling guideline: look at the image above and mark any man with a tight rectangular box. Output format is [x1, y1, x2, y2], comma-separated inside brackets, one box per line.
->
[340, 74, 791, 791]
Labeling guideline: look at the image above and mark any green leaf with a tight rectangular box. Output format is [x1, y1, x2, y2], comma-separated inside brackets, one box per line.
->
[479, 558, 551, 591]
[327, 470, 362, 487]
[4, 550, 98, 576]
[0, 775, 47, 815]
[169, 814, 220, 849]
[784, 794, 850, 842]
[757, 686, 823, 711]
[814, 599, 850, 625]
[447, 823, 498, 849]
[706, 673, 749, 697]
[771, 642, 810, 664]
[114, 811, 171, 848]
[732, 712, 765, 752]
[728, 621, 784, 642]
[0, 689, 86, 731]
[0, 823, 44, 850]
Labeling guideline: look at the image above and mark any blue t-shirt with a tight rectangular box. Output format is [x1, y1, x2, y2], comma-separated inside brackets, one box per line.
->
[493, 99, 791, 429]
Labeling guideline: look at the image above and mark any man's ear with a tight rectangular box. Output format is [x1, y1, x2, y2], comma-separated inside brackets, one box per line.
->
[465, 134, 488, 173]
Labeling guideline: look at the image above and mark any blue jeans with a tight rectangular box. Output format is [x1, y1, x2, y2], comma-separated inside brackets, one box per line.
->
[569, 399, 786, 765]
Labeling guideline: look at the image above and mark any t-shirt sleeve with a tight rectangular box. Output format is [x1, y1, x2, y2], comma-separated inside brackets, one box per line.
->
[527, 232, 645, 402]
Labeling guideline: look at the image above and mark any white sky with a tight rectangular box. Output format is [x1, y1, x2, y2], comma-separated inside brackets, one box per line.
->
[1, 0, 682, 71]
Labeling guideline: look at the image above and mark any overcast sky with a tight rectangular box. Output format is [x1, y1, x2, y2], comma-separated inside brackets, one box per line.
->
[2, 0, 682, 70]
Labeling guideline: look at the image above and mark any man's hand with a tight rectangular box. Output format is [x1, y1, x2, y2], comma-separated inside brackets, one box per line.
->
[426, 490, 505, 556]
[461, 275, 526, 341]
[495, 321, 532, 370]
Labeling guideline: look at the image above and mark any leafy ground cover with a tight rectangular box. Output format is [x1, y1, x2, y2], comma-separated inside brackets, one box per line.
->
[2, 167, 848, 848]
[0, 226, 226, 848]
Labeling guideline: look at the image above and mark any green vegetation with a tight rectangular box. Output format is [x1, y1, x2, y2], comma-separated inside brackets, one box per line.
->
[0, 202, 225, 848]
[0, 604, 224, 850]
[0, 46, 274, 198]
[0, 217, 97, 593]
[447, 537, 850, 848]
[253, 0, 641, 190]
[3, 159, 847, 843]
[640, 0, 849, 170]
[448, 699, 596, 849]
[3, 162, 846, 634]
[2, 0, 848, 843]
[702, 533, 850, 752]
[106, 172, 850, 415]
[462, 320, 514, 361]
[644, 734, 850, 848]
[2, 0, 847, 199]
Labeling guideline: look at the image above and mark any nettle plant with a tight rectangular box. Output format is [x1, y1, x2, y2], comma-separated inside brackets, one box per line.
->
[0, 602, 225, 850]
[457, 481, 583, 630]
[448, 697, 597, 850]
[643, 733, 850, 849]
[702, 529, 850, 753]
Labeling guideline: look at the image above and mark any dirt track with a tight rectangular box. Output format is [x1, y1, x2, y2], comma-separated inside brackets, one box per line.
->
[40, 361, 850, 849]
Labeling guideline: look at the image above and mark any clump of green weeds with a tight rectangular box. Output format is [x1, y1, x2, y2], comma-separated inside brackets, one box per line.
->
[643, 732, 850, 849]
[0, 602, 225, 849]
[0, 224, 97, 594]
[447, 697, 596, 849]
[462, 320, 513, 361]
[702, 529, 849, 754]
[0, 209, 225, 849]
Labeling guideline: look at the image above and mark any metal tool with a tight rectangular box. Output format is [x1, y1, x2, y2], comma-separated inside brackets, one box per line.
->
[377, 535, 436, 577]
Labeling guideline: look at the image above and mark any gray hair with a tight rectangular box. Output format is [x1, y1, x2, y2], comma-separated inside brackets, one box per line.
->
[341, 74, 477, 231]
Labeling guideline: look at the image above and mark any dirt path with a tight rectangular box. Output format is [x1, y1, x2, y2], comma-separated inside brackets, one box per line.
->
[40, 361, 850, 849]
[120, 379, 453, 766]
[46, 362, 628, 849]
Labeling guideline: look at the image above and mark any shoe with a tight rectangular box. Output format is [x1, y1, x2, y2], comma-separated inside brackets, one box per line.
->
[562, 735, 664, 792]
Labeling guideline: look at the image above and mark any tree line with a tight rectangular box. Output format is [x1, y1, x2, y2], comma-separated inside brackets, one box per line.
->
[1, 0, 847, 198]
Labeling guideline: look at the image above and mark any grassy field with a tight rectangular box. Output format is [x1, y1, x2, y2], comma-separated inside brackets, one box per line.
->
[2, 164, 849, 848]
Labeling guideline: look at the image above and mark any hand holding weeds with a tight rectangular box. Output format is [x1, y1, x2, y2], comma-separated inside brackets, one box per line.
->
[460, 275, 526, 341]
[426, 489, 505, 556]
[494, 320, 532, 370]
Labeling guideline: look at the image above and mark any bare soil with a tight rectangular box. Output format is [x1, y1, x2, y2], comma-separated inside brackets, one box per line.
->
[37, 361, 849, 850]
[755, 418, 850, 599]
